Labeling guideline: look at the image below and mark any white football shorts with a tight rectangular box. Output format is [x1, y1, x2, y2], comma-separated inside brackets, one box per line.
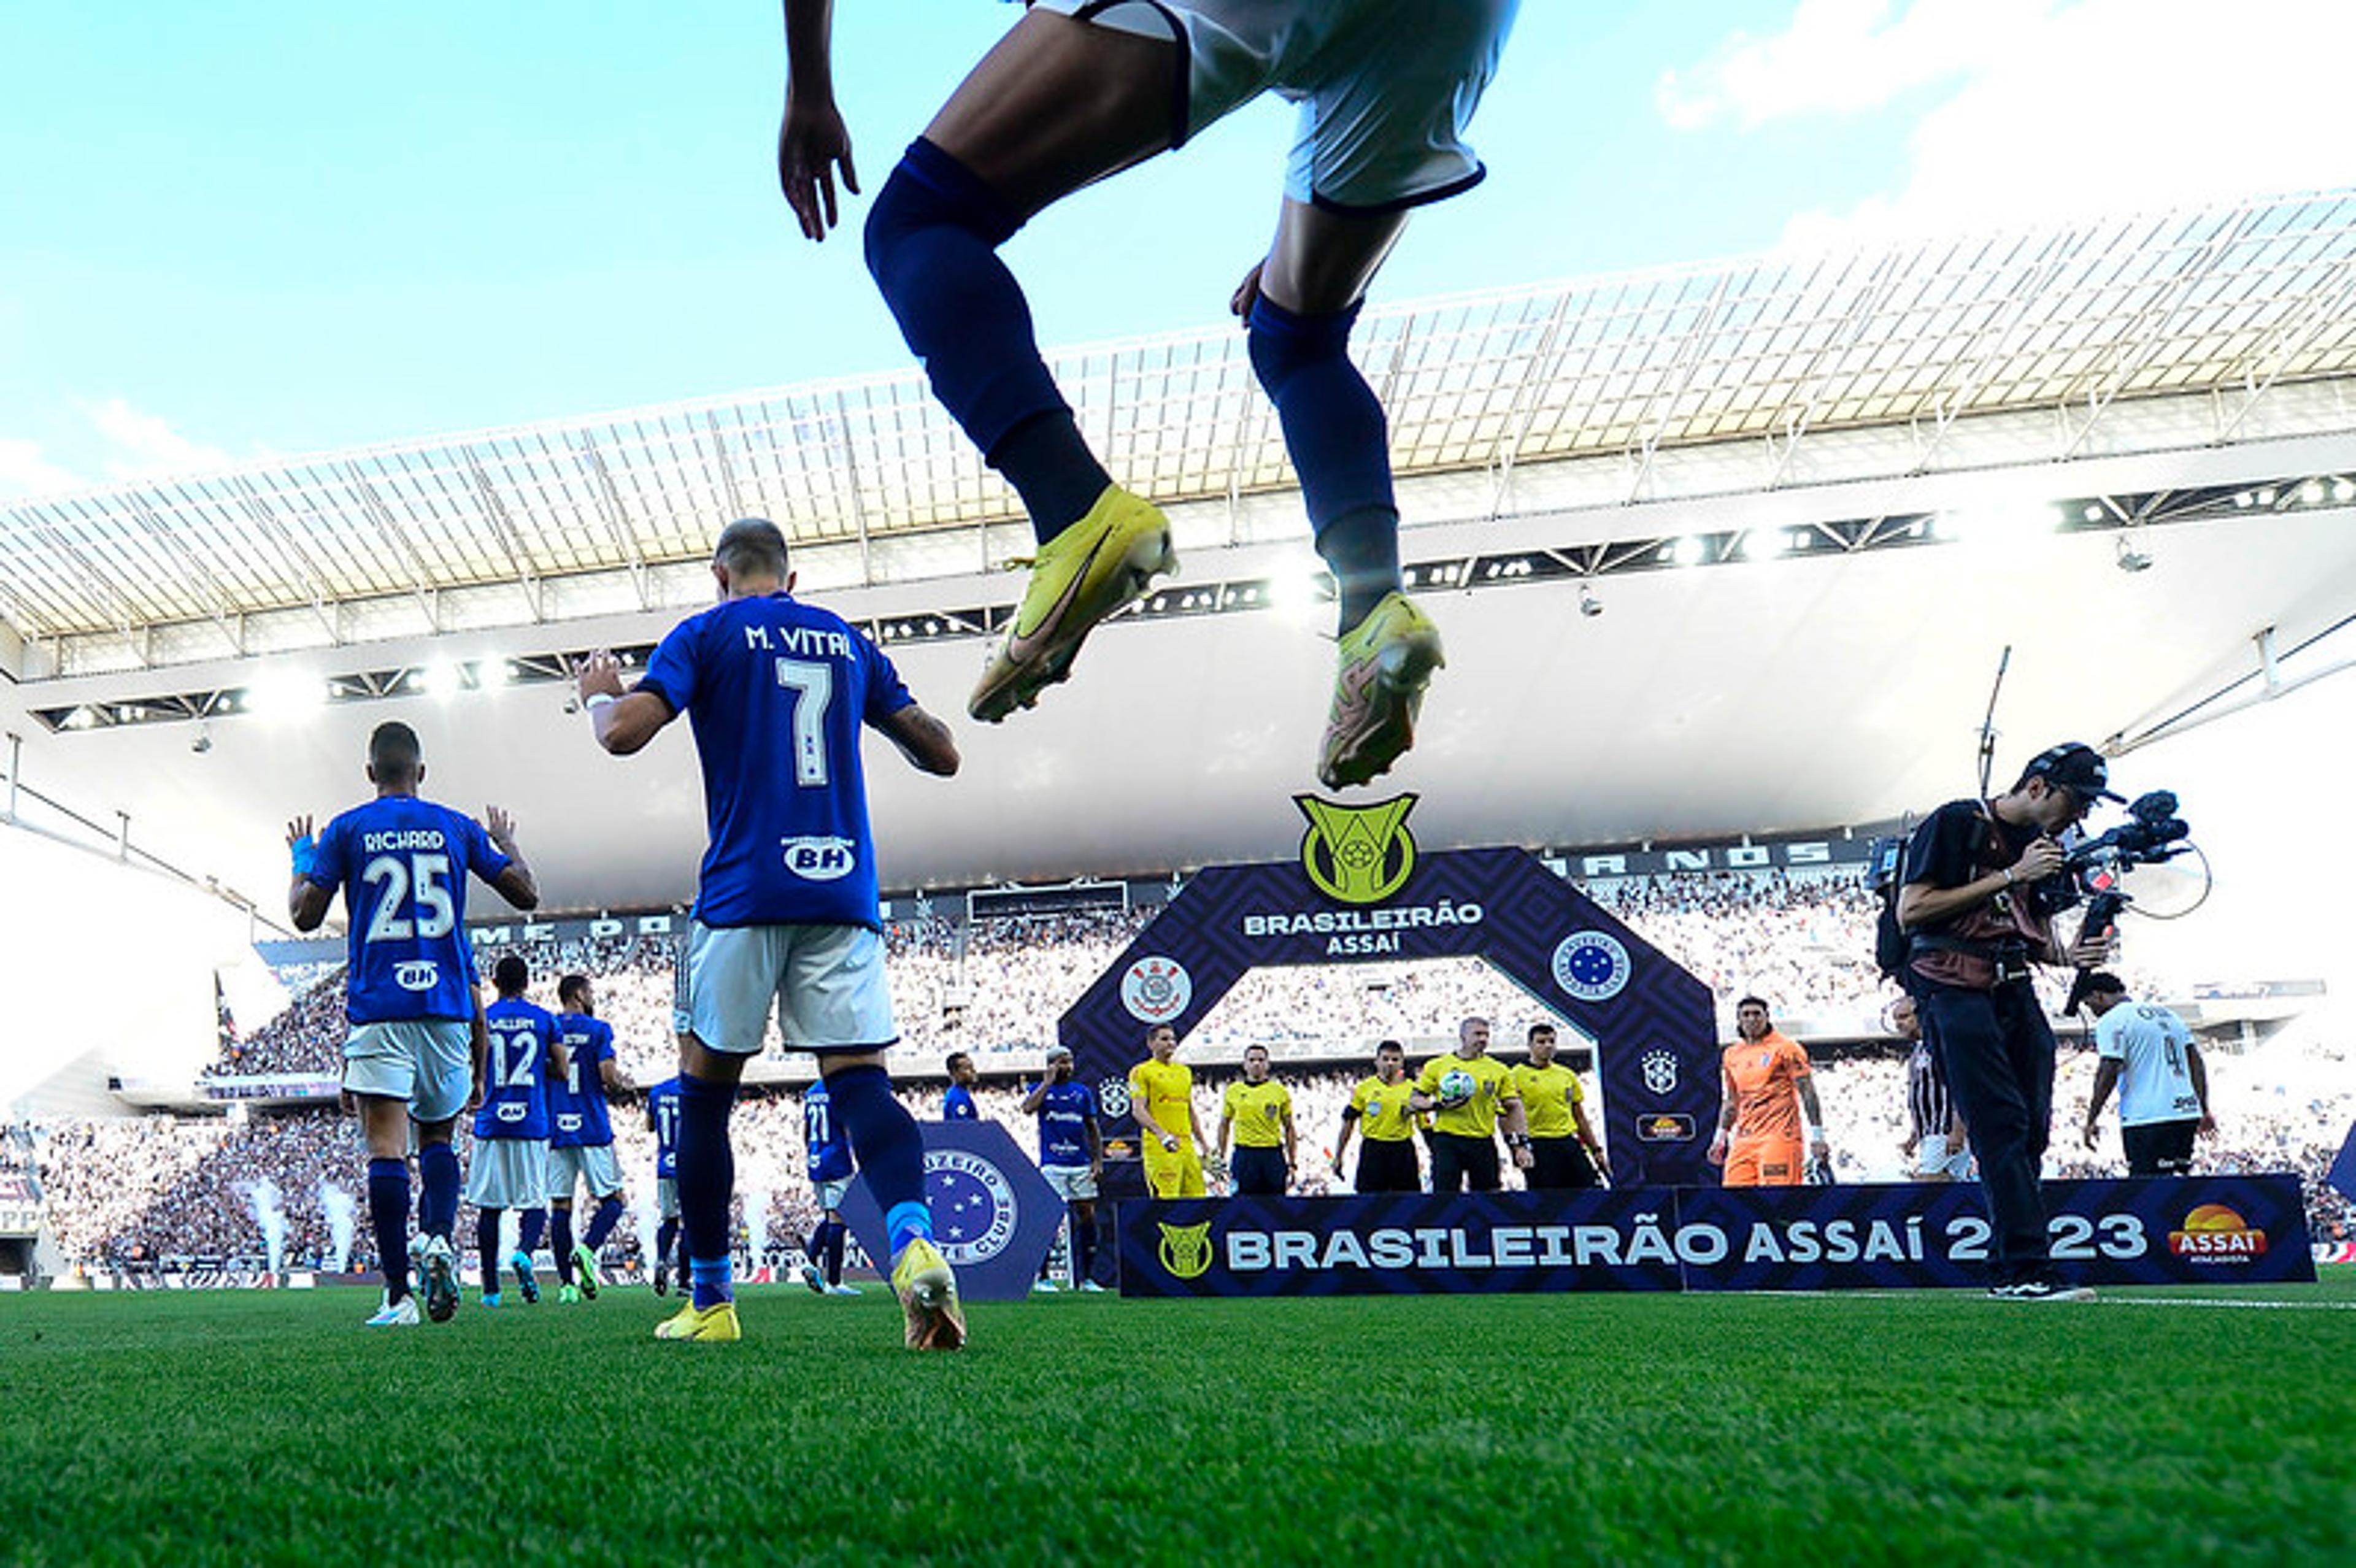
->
[683, 920, 898, 1056]
[342, 1020, 472, 1125]
[547, 1143, 625, 1201]
[464, 1139, 550, 1212]
[1030, 0, 1520, 213]
[656, 1176, 680, 1220]
[1042, 1164, 1101, 1202]
[814, 1176, 854, 1212]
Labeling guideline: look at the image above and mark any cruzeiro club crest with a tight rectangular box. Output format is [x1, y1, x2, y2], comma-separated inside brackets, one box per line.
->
[1552, 929, 1631, 1002]
[1296, 793, 1418, 905]
[1158, 1220, 1214, 1280]
[1640, 1048, 1679, 1097]
[923, 1148, 1020, 1267]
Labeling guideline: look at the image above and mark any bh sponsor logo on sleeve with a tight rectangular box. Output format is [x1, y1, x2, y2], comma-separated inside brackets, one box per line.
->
[1295, 794, 1418, 904]
[1552, 931, 1630, 1002]
[1121, 957, 1193, 1024]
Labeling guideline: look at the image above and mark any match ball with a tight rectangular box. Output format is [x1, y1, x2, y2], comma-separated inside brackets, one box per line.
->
[1438, 1067, 1477, 1109]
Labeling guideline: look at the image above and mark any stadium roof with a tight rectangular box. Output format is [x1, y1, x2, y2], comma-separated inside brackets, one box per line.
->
[7, 187, 2356, 663]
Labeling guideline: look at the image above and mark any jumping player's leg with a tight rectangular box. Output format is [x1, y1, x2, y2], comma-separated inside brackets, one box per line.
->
[867, 10, 1186, 720]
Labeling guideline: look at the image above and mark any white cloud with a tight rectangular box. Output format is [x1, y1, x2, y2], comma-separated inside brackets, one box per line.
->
[0, 437, 81, 501]
[82, 396, 234, 480]
[1665, 0, 2356, 248]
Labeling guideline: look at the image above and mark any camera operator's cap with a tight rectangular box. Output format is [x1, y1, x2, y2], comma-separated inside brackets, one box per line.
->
[2023, 742, 2123, 804]
[1044, 1044, 1073, 1063]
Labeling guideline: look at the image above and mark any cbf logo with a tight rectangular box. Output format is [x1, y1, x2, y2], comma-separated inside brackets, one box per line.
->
[1295, 793, 1417, 904]
[923, 1148, 1020, 1266]
[782, 836, 857, 882]
[1552, 931, 1631, 1002]
[1158, 1220, 1214, 1280]
[1098, 1078, 1133, 1119]
[1121, 956, 1193, 1024]
[1640, 1049, 1679, 1097]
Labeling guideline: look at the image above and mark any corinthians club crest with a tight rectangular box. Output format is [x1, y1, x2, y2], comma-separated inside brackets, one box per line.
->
[1296, 793, 1419, 905]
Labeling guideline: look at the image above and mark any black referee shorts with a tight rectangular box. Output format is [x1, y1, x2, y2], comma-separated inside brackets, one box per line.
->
[1427, 1131, 1501, 1193]
[1231, 1145, 1290, 1194]
[2121, 1118, 2198, 1177]
[1528, 1137, 1600, 1190]
[1353, 1137, 1421, 1194]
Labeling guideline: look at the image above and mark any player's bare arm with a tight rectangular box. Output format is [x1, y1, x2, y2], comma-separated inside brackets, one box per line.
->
[599, 1056, 634, 1096]
[1799, 1080, 1830, 1155]
[1215, 1107, 1234, 1162]
[777, 0, 857, 242]
[2082, 1059, 2122, 1147]
[286, 814, 334, 931]
[1708, 1068, 1739, 1163]
[482, 804, 539, 910]
[576, 650, 673, 756]
[1895, 834, 2065, 929]
[1501, 1095, 1534, 1172]
[875, 702, 960, 776]
[2189, 1042, 2215, 1137]
[1281, 1107, 1298, 1172]
[467, 997, 488, 1113]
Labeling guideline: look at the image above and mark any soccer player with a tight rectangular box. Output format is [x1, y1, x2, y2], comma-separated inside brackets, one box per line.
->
[1709, 997, 1828, 1188]
[1217, 1045, 1296, 1196]
[1129, 1024, 1214, 1199]
[1896, 994, 1971, 1181]
[1333, 1040, 1420, 1194]
[1408, 1017, 1533, 1192]
[942, 1052, 980, 1121]
[645, 1073, 685, 1296]
[2079, 974, 2214, 1175]
[1020, 1044, 1105, 1291]
[774, 0, 1521, 788]
[287, 720, 538, 1326]
[545, 974, 634, 1304]
[796, 1076, 861, 1297]
[466, 953, 566, 1308]
[577, 517, 965, 1348]
[1511, 1023, 1604, 1190]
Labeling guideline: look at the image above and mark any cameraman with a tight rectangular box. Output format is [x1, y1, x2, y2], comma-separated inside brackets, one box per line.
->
[1896, 742, 2117, 1301]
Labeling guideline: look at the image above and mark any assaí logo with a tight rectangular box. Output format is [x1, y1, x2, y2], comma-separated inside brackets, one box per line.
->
[1295, 793, 1417, 904]
[2168, 1203, 2268, 1262]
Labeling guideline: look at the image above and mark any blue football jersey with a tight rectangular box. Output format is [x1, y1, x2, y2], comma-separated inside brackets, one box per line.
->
[472, 996, 560, 1141]
[547, 1014, 615, 1148]
[1034, 1080, 1098, 1168]
[309, 796, 509, 1024]
[942, 1083, 978, 1121]
[802, 1080, 853, 1184]
[635, 593, 913, 929]
[647, 1076, 682, 1179]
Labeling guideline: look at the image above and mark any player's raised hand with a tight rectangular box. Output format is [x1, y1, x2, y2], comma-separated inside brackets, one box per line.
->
[574, 650, 626, 703]
[778, 98, 859, 242]
[285, 814, 314, 849]
[485, 804, 518, 849]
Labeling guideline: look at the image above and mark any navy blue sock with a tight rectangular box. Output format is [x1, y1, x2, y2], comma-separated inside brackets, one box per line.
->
[475, 1209, 502, 1292]
[1247, 296, 1400, 630]
[518, 1207, 547, 1255]
[366, 1158, 410, 1303]
[656, 1217, 679, 1272]
[867, 138, 1087, 544]
[550, 1208, 575, 1283]
[1074, 1212, 1098, 1285]
[990, 410, 1113, 542]
[823, 1219, 847, 1286]
[678, 1072, 739, 1307]
[825, 1064, 932, 1257]
[584, 1194, 625, 1251]
[417, 1142, 460, 1242]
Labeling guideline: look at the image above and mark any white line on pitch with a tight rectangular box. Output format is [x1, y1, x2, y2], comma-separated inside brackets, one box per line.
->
[2096, 1296, 2356, 1312]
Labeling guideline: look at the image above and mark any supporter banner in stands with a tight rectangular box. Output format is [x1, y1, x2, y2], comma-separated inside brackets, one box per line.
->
[1060, 809, 1722, 1186]
[1117, 1176, 2316, 1296]
[837, 1119, 1069, 1302]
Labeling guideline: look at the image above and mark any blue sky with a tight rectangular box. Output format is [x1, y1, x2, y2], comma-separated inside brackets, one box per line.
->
[4, 0, 2352, 497]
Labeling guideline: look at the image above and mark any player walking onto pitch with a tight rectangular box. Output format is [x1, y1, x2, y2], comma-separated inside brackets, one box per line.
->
[1021, 1044, 1106, 1291]
[287, 720, 539, 1326]
[545, 974, 634, 1303]
[775, 0, 1521, 788]
[577, 518, 964, 1347]
[1217, 1045, 1298, 1196]
[796, 1076, 861, 1297]
[1708, 998, 1829, 1188]
[2078, 974, 2214, 1175]
[646, 1074, 687, 1296]
[1130, 1024, 1216, 1198]
[941, 1052, 980, 1121]
[467, 953, 566, 1307]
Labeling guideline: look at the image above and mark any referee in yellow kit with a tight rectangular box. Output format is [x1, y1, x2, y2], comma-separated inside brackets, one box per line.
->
[1510, 1023, 1605, 1189]
[1217, 1044, 1296, 1195]
[1409, 1017, 1535, 1193]
[1333, 1040, 1421, 1193]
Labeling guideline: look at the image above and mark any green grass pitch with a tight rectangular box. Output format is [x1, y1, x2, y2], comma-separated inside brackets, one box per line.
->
[4, 1273, 2354, 1566]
